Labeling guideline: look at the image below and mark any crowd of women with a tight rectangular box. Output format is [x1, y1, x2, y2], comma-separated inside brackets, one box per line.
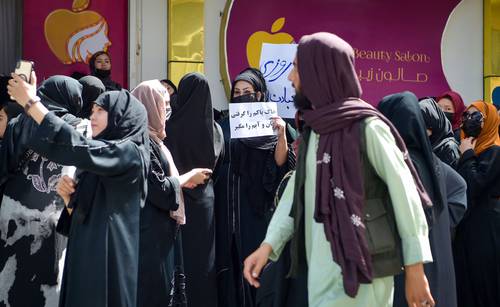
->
[0, 44, 499, 307]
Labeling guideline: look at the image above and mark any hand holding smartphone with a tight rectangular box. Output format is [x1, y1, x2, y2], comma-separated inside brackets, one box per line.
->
[8, 60, 36, 103]
[14, 60, 34, 83]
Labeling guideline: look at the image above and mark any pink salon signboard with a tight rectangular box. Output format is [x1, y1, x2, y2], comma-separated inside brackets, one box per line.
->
[221, 0, 460, 105]
[23, 0, 128, 87]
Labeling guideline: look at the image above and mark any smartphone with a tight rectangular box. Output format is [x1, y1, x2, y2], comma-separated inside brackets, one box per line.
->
[14, 60, 34, 83]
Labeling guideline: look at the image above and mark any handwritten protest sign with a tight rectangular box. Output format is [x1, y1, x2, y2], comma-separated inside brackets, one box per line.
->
[229, 102, 278, 139]
[259, 43, 298, 118]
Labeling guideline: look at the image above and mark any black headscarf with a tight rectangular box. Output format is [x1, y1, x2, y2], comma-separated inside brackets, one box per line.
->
[230, 68, 276, 150]
[230, 67, 268, 101]
[37, 75, 83, 118]
[161, 79, 178, 95]
[419, 98, 454, 146]
[71, 90, 150, 222]
[165, 73, 216, 173]
[419, 98, 460, 168]
[1, 102, 23, 121]
[94, 90, 149, 148]
[0, 75, 12, 104]
[378, 92, 444, 213]
[79, 76, 106, 118]
[161, 79, 178, 110]
[0, 76, 84, 181]
[0, 75, 22, 121]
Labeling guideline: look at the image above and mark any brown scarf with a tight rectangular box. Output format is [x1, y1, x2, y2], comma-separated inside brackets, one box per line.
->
[288, 33, 432, 297]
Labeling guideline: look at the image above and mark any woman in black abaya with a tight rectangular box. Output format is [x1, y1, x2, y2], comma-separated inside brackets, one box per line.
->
[419, 97, 461, 169]
[132, 80, 211, 307]
[454, 101, 500, 307]
[165, 72, 224, 307]
[214, 68, 296, 306]
[8, 72, 150, 307]
[419, 98, 467, 231]
[379, 92, 458, 307]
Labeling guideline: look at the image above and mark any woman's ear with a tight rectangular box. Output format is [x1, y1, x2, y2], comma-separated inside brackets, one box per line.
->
[256, 91, 262, 101]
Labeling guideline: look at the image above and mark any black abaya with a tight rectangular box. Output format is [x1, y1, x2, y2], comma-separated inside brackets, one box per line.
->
[214, 116, 295, 307]
[454, 146, 500, 307]
[379, 92, 457, 307]
[137, 138, 182, 307]
[165, 73, 223, 307]
[215, 67, 296, 307]
[30, 91, 149, 307]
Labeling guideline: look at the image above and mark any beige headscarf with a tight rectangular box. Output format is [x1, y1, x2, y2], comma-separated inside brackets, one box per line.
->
[131, 80, 168, 142]
[132, 80, 186, 224]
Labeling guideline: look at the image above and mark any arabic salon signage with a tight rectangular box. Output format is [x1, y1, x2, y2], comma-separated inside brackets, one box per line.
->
[23, 0, 128, 87]
[221, 0, 460, 106]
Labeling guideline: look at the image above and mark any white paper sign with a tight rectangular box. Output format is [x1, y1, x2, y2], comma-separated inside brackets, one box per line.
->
[229, 102, 278, 139]
[259, 43, 298, 119]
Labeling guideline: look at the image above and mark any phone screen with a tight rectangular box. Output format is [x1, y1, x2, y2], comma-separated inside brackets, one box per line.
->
[14, 60, 34, 83]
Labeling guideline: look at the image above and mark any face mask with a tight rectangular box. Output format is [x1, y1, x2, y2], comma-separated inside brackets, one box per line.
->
[444, 112, 454, 124]
[94, 68, 111, 79]
[293, 91, 312, 111]
[231, 93, 257, 103]
[461, 111, 484, 138]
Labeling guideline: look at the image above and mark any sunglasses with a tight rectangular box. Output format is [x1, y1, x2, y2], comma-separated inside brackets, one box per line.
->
[462, 110, 484, 123]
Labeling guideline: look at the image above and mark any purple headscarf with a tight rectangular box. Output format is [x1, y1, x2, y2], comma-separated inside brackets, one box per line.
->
[296, 32, 431, 297]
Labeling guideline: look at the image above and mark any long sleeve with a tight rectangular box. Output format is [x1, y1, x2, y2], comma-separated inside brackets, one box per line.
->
[147, 175, 181, 212]
[29, 112, 142, 177]
[212, 123, 225, 184]
[440, 161, 467, 228]
[457, 148, 500, 201]
[364, 118, 433, 266]
[263, 171, 296, 261]
[0, 114, 39, 183]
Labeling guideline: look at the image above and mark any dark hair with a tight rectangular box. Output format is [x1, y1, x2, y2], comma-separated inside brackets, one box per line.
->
[70, 71, 87, 80]
[418, 96, 437, 102]
[0, 75, 13, 104]
[160, 79, 178, 95]
[89, 51, 111, 73]
[0, 101, 23, 121]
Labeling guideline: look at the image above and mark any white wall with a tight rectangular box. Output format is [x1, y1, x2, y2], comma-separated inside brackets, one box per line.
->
[205, 0, 229, 110]
[442, 0, 483, 105]
[128, 0, 168, 89]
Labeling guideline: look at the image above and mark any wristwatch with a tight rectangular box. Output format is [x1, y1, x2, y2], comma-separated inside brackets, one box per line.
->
[24, 96, 41, 113]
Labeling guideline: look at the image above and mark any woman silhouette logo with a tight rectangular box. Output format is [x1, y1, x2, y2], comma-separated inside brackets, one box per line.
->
[44, 0, 111, 64]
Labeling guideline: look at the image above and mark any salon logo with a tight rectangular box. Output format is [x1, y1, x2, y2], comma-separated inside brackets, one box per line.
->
[246, 17, 294, 68]
[224, 0, 459, 105]
[44, 0, 111, 64]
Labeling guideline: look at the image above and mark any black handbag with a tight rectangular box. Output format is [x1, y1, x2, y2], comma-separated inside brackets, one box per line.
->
[169, 226, 188, 307]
